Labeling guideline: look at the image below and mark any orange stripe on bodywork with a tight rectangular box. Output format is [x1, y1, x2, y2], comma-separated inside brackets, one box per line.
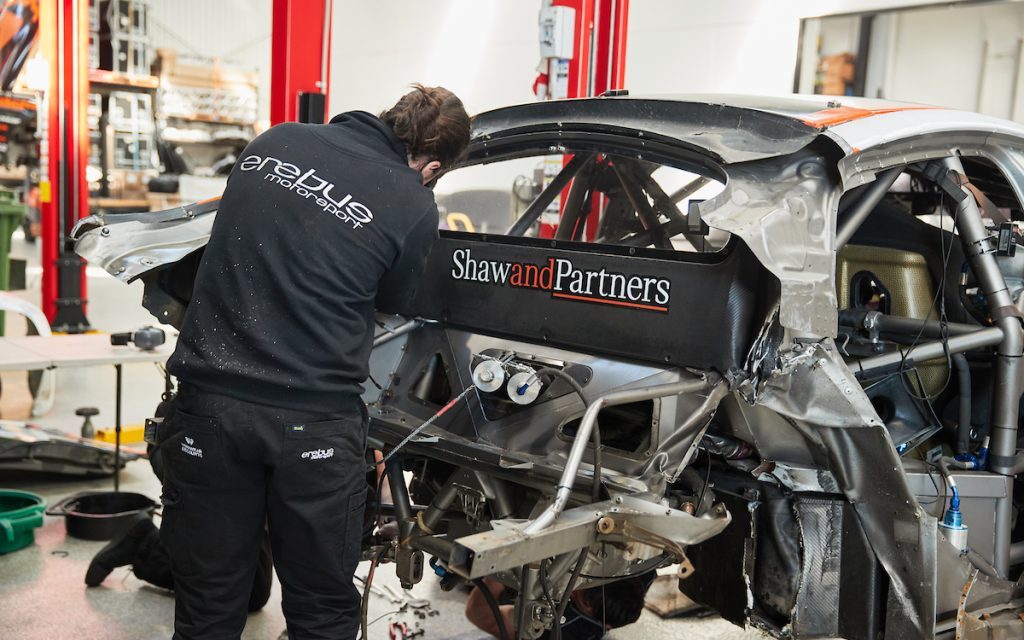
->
[800, 105, 939, 128]
[551, 292, 669, 313]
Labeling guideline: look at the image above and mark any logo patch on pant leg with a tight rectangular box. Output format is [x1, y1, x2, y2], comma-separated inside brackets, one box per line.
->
[301, 447, 335, 461]
[181, 435, 204, 458]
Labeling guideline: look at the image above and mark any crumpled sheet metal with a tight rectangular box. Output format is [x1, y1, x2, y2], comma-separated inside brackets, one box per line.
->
[74, 213, 215, 283]
[755, 340, 937, 639]
[701, 151, 842, 338]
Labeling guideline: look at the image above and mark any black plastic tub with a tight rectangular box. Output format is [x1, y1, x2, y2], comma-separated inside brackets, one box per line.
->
[46, 491, 157, 540]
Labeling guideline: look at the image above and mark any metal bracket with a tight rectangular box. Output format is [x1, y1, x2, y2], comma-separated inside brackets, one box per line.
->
[447, 495, 730, 580]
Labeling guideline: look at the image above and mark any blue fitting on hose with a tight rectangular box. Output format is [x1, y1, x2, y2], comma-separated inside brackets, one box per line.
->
[946, 485, 961, 521]
[953, 437, 991, 471]
[953, 452, 980, 469]
[978, 438, 990, 469]
[429, 556, 450, 578]
[939, 473, 969, 552]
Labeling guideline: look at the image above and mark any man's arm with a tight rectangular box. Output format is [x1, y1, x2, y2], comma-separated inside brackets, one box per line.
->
[375, 204, 439, 314]
[465, 577, 515, 639]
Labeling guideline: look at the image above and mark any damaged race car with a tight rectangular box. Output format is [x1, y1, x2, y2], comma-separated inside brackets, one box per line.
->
[73, 94, 1024, 639]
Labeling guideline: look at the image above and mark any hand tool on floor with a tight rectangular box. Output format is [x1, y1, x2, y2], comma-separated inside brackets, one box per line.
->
[388, 620, 409, 639]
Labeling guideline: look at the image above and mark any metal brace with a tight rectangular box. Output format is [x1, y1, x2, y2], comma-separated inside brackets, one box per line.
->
[457, 484, 487, 528]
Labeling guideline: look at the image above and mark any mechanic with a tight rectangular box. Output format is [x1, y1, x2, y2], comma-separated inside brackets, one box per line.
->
[157, 84, 470, 639]
[465, 573, 655, 640]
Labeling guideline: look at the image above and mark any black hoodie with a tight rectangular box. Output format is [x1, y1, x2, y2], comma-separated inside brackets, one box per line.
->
[167, 112, 438, 410]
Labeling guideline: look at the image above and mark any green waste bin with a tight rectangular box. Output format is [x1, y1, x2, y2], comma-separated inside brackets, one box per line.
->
[0, 187, 25, 335]
[0, 489, 46, 554]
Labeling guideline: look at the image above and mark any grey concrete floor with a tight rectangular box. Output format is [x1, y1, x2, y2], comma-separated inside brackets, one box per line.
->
[0, 231, 765, 640]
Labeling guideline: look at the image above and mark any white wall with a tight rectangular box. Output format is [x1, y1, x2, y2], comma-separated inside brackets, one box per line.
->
[882, 2, 1024, 118]
[326, 1, 951, 118]
[328, 0, 540, 119]
[143, 1, 1021, 127]
[147, 0, 272, 123]
[625, 0, 958, 97]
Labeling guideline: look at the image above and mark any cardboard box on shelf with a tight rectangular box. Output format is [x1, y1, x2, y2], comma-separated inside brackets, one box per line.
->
[154, 48, 258, 88]
[154, 49, 259, 125]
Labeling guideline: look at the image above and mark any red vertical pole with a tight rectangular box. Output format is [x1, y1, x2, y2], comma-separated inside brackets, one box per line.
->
[270, 0, 332, 126]
[71, 0, 89, 316]
[582, 0, 628, 240]
[39, 0, 57, 322]
[592, 0, 629, 95]
[543, 0, 628, 241]
[539, 0, 594, 239]
[39, 0, 90, 329]
[535, 1, 629, 240]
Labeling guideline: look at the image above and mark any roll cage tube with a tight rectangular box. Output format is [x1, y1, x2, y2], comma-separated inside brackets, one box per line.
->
[553, 157, 600, 241]
[506, 153, 592, 236]
[502, 150, 719, 249]
[610, 160, 673, 249]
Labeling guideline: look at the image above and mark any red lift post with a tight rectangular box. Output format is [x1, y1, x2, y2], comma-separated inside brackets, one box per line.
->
[270, 0, 333, 125]
[39, 0, 90, 331]
[582, 0, 629, 240]
[592, 0, 630, 97]
[34, 0, 336, 327]
[545, 0, 629, 114]
[542, 0, 629, 239]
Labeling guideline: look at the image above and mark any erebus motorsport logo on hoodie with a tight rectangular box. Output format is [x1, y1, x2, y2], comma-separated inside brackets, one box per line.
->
[450, 248, 672, 312]
[239, 154, 374, 229]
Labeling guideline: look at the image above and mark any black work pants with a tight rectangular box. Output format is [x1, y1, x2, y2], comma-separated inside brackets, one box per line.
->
[131, 523, 275, 613]
[159, 383, 368, 640]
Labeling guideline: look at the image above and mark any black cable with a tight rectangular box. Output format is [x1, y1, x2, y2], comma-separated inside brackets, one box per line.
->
[359, 546, 389, 640]
[531, 367, 601, 502]
[551, 549, 588, 640]
[539, 558, 557, 614]
[913, 367, 948, 433]
[897, 191, 960, 404]
[696, 452, 712, 516]
[921, 461, 947, 517]
[601, 583, 607, 632]
[472, 578, 511, 640]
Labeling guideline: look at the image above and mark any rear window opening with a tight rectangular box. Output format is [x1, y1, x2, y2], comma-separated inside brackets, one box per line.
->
[434, 149, 728, 254]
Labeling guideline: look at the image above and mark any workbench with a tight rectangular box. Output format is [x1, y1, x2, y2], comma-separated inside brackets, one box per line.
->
[0, 334, 173, 489]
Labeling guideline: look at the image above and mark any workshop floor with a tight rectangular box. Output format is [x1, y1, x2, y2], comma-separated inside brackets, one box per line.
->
[0, 232, 765, 640]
